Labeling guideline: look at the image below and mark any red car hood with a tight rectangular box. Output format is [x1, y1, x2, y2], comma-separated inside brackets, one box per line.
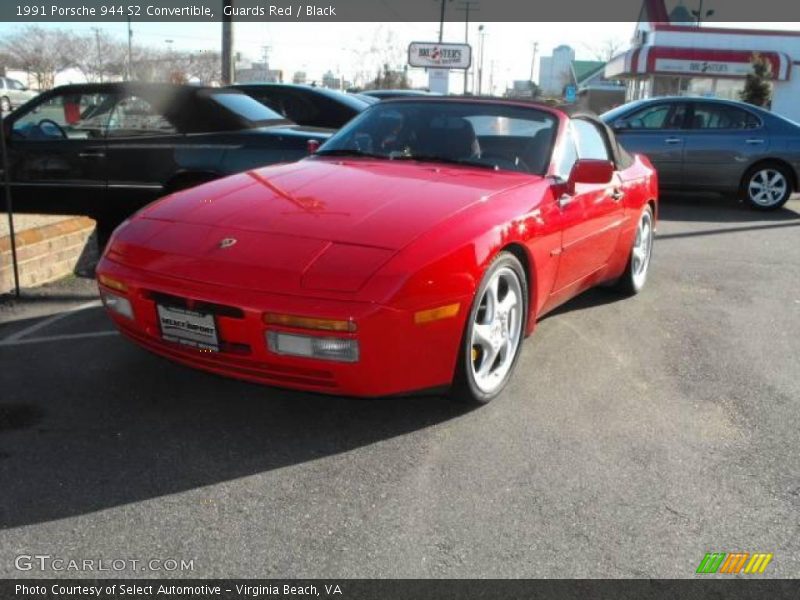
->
[109, 158, 535, 296]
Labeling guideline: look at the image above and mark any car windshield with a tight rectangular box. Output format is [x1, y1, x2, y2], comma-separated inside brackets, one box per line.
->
[317, 100, 558, 174]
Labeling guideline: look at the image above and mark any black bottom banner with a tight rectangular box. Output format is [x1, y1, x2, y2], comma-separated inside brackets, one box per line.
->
[3, 580, 800, 600]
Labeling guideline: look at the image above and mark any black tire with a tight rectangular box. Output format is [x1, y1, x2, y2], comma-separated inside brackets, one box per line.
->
[614, 204, 654, 296]
[741, 162, 793, 211]
[449, 251, 528, 406]
[0, 97, 10, 113]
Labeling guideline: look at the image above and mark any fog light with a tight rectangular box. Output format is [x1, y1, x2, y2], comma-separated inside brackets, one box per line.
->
[101, 289, 134, 320]
[266, 331, 359, 362]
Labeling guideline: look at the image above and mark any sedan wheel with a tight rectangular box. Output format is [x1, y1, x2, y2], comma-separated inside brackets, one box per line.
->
[452, 252, 527, 405]
[0, 97, 10, 113]
[745, 166, 792, 210]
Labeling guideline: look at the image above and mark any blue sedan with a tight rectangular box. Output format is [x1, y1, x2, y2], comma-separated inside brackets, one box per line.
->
[602, 97, 800, 210]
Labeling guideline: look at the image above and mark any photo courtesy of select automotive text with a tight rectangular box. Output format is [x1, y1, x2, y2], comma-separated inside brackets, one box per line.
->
[1, 0, 799, 598]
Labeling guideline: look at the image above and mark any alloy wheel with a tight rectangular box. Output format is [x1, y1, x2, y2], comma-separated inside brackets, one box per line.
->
[631, 208, 653, 290]
[470, 266, 524, 394]
[748, 168, 788, 208]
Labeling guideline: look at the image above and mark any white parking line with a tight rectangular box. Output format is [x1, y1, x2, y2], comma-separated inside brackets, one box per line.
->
[0, 330, 119, 347]
[1, 300, 102, 343]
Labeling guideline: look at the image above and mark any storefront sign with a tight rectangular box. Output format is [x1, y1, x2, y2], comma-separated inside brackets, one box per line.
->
[408, 42, 472, 69]
[654, 59, 753, 76]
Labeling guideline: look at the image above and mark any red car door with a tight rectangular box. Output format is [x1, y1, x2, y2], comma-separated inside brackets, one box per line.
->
[552, 119, 624, 292]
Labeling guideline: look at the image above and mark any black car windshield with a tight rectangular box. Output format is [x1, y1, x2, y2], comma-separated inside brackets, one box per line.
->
[317, 100, 558, 174]
[210, 92, 289, 125]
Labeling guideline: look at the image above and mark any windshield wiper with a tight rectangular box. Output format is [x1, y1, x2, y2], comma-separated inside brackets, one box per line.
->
[394, 154, 497, 170]
[315, 148, 387, 159]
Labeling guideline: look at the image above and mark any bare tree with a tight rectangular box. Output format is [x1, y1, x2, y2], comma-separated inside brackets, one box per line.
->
[65, 29, 127, 82]
[0, 26, 75, 89]
[185, 50, 221, 84]
[583, 38, 625, 62]
[361, 27, 409, 90]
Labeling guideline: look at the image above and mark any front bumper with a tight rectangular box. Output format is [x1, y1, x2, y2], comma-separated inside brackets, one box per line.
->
[96, 257, 468, 398]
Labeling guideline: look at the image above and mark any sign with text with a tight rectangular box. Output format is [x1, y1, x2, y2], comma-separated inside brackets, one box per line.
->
[654, 58, 754, 77]
[408, 42, 471, 70]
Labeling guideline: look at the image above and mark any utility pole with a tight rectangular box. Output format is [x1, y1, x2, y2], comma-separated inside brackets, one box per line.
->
[691, 0, 714, 26]
[222, 0, 234, 84]
[530, 41, 538, 83]
[91, 27, 103, 82]
[457, 1, 478, 94]
[477, 24, 485, 95]
[437, 0, 451, 42]
[260, 45, 270, 80]
[126, 16, 133, 81]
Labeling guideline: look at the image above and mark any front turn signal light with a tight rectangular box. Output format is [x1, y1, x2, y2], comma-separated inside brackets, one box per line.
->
[98, 274, 128, 293]
[414, 303, 461, 325]
[263, 313, 357, 332]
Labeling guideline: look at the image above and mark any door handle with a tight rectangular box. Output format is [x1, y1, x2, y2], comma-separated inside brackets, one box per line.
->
[78, 151, 105, 158]
[609, 188, 624, 202]
[745, 138, 765, 145]
[664, 137, 682, 144]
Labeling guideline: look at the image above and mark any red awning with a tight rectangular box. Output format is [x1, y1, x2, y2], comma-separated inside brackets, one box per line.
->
[606, 46, 790, 80]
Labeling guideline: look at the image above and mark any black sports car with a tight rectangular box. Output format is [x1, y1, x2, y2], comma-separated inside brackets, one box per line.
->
[230, 84, 373, 129]
[2, 82, 332, 242]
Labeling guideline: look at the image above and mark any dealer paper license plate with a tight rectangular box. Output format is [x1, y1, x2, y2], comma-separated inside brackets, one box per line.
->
[157, 304, 219, 351]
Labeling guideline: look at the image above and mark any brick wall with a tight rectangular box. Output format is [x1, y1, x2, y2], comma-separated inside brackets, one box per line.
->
[0, 216, 97, 293]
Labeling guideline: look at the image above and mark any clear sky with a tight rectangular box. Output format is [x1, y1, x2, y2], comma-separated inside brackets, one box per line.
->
[1, 21, 798, 91]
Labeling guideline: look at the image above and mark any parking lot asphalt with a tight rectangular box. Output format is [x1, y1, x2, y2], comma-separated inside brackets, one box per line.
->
[1, 195, 799, 579]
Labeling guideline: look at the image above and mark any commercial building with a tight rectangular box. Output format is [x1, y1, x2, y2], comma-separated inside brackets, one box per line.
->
[538, 45, 575, 96]
[606, 0, 800, 121]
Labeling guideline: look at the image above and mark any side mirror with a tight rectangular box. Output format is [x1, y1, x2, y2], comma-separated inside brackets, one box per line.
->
[567, 159, 614, 193]
[612, 118, 629, 131]
[306, 139, 321, 155]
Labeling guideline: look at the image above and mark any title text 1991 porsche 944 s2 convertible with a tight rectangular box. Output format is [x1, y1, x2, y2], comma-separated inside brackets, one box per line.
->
[97, 98, 658, 404]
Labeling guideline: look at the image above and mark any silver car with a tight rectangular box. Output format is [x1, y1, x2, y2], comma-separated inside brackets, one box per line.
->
[0, 77, 38, 113]
[602, 97, 800, 210]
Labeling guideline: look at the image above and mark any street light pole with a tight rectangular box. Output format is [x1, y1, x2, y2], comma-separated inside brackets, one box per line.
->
[457, 1, 478, 94]
[477, 25, 485, 95]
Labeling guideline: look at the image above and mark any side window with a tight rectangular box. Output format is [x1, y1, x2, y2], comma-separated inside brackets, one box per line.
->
[11, 92, 114, 140]
[625, 103, 686, 129]
[106, 95, 177, 137]
[572, 119, 610, 161]
[554, 127, 579, 180]
[279, 91, 320, 126]
[9, 79, 26, 91]
[689, 104, 761, 130]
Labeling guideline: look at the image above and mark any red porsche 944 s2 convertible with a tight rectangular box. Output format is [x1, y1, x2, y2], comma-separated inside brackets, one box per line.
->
[97, 98, 657, 404]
